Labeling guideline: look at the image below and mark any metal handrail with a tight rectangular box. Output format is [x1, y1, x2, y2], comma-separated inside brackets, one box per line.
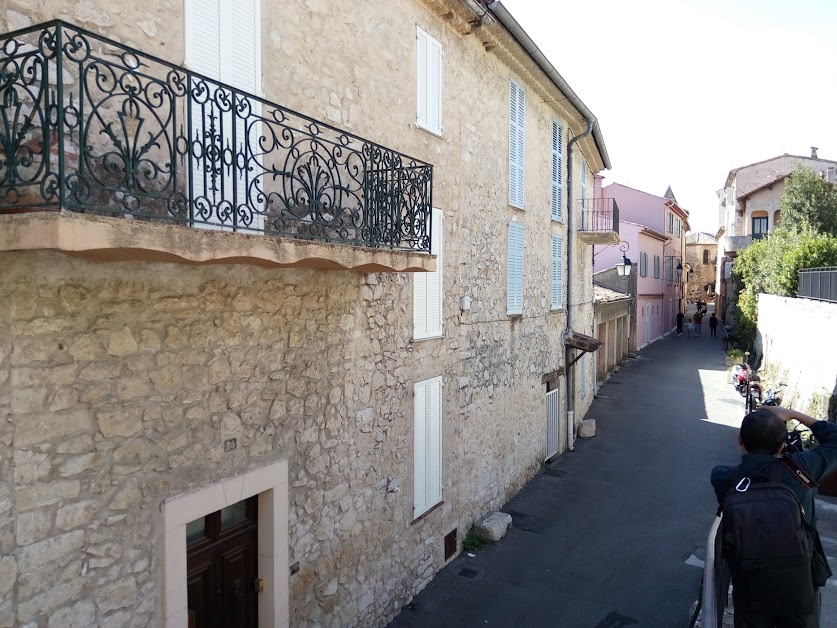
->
[701, 515, 723, 628]
[0, 20, 433, 251]
[579, 197, 619, 233]
[798, 267, 837, 303]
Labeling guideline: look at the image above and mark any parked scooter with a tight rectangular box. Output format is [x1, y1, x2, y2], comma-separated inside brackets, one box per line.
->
[730, 354, 752, 397]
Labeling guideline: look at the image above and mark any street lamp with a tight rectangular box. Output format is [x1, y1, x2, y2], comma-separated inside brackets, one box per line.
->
[615, 241, 632, 276]
[676, 261, 683, 281]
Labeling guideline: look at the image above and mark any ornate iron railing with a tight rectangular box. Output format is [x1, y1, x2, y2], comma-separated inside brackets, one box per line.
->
[0, 21, 433, 251]
[798, 266, 837, 303]
[580, 197, 619, 234]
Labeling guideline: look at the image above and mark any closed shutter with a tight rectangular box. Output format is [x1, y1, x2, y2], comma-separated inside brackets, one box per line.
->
[507, 222, 525, 314]
[580, 355, 587, 398]
[413, 208, 443, 339]
[509, 79, 525, 208]
[579, 248, 585, 303]
[186, 0, 261, 230]
[581, 158, 587, 208]
[414, 377, 443, 517]
[551, 234, 563, 310]
[551, 120, 563, 221]
[416, 28, 442, 135]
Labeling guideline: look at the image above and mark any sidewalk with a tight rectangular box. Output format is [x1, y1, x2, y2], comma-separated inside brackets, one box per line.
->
[390, 330, 741, 627]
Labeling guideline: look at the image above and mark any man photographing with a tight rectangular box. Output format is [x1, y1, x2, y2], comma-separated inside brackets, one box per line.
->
[711, 406, 837, 627]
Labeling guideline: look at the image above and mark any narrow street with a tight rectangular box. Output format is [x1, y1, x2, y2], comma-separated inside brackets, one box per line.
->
[390, 325, 743, 627]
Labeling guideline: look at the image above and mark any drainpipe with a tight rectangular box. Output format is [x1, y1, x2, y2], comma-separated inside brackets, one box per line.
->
[564, 117, 594, 451]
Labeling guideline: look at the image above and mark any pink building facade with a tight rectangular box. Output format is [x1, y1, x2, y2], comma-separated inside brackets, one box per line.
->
[593, 182, 689, 348]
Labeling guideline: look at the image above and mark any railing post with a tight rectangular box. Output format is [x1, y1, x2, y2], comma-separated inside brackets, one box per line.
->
[186, 73, 194, 225]
[55, 22, 66, 210]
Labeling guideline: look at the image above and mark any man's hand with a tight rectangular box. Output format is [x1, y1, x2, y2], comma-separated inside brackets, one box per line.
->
[761, 405, 818, 428]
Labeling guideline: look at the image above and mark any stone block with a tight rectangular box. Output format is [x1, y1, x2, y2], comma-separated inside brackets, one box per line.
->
[0, 555, 16, 597]
[14, 410, 93, 447]
[96, 408, 142, 438]
[16, 479, 80, 511]
[56, 500, 98, 531]
[15, 510, 53, 546]
[577, 419, 597, 439]
[48, 600, 96, 627]
[17, 530, 84, 573]
[474, 512, 512, 543]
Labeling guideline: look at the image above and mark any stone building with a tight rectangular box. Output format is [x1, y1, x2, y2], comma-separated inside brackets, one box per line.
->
[0, 1, 615, 626]
[685, 232, 717, 304]
[716, 149, 837, 319]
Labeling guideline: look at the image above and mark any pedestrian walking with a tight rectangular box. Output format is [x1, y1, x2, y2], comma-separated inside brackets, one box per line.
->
[709, 313, 718, 337]
[686, 319, 695, 336]
[694, 311, 703, 337]
[711, 407, 837, 627]
[676, 310, 684, 336]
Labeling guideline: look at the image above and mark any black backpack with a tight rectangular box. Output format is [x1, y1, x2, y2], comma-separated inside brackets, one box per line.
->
[721, 457, 828, 615]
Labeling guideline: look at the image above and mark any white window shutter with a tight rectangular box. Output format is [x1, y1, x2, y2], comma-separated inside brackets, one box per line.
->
[509, 79, 525, 208]
[426, 209, 443, 336]
[416, 29, 428, 129]
[551, 120, 563, 221]
[551, 234, 563, 310]
[426, 378, 443, 507]
[414, 377, 443, 516]
[507, 223, 525, 314]
[416, 28, 442, 135]
[580, 158, 587, 209]
[413, 381, 428, 515]
[413, 209, 443, 339]
[580, 355, 587, 398]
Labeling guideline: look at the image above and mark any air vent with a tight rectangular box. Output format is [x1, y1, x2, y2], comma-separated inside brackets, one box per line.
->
[444, 529, 457, 560]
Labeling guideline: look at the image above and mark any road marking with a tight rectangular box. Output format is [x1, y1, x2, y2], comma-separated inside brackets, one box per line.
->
[685, 554, 705, 568]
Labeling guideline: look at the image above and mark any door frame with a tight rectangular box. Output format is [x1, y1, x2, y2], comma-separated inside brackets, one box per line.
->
[162, 460, 288, 627]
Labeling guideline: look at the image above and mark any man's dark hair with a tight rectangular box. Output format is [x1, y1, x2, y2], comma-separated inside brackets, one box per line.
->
[740, 409, 786, 454]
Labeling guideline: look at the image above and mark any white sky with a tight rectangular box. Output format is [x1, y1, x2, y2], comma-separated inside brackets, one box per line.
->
[503, 0, 837, 235]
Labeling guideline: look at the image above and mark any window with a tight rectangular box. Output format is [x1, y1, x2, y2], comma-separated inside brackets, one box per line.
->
[551, 120, 563, 221]
[666, 212, 674, 233]
[640, 252, 648, 277]
[675, 217, 682, 237]
[752, 216, 768, 239]
[508, 79, 525, 208]
[414, 376, 443, 517]
[416, 27, 442, 135]
[507, 222, 525, 315]
[665, 257, 674, 282]
[413, 208, 443, 339]
[653, 255, 660, 278]
[703, 249, 709, 265]
[551, 234, 564, 310]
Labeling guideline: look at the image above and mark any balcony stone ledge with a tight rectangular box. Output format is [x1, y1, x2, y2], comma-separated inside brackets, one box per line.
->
[0, 212, 436, 273]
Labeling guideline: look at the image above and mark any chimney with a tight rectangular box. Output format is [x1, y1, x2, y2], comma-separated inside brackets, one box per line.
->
[811, 146, 819, 159]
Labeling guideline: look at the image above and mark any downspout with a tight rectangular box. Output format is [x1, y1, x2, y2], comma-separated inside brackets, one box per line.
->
[564, 117, 594, 451]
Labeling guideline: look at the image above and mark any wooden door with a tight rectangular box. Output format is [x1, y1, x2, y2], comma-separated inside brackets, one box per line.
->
[187, 496, 258, 628]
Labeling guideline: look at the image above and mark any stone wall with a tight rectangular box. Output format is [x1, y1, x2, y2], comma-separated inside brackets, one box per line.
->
[756, 294, 837, 420]
[1, 0, 602, 625]
[686, 243, 717, 302]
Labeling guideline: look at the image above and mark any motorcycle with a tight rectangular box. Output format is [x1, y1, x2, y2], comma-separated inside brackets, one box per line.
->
[730, 361, 752, 397]
[744, 373, 762, 415]
[761, 383, 784, 407]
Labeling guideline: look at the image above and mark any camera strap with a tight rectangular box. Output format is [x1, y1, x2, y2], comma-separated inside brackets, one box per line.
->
[779, 455, 818, 489]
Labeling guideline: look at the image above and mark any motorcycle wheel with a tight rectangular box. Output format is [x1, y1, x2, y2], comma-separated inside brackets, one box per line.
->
[738, 385, 747, 398]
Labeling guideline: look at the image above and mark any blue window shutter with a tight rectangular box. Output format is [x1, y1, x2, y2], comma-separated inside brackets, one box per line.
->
[509, 79, 525, 208]
[551, 234, 563, 309]
[551, 120, 563, 221]
[507, 223, 525, 314]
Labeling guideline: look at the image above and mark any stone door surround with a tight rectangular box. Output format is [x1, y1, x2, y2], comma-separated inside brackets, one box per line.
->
[161, 460, 289, 627]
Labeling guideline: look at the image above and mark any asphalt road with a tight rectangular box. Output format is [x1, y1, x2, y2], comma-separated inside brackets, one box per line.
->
[389, 322, 743, 627]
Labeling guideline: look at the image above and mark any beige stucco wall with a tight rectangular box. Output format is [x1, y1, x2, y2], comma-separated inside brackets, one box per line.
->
[2, 0, 602, 626]
[742, 183, 785, 236]
[756, 293, 837, 420]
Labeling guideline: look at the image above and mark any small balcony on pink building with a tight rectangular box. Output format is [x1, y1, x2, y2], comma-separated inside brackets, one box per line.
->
[578, 198, 619, 245]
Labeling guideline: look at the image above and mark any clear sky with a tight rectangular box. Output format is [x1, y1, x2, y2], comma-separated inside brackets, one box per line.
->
[503, 0, 837, 235]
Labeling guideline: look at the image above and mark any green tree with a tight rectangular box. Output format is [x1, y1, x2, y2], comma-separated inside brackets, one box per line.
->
[780, 166, 837, 235]
[732, 229, 837, 350]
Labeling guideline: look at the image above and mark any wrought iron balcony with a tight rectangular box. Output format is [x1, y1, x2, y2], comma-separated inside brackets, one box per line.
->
[578, 197, 619, 245]
[0, 21, 433, 254]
